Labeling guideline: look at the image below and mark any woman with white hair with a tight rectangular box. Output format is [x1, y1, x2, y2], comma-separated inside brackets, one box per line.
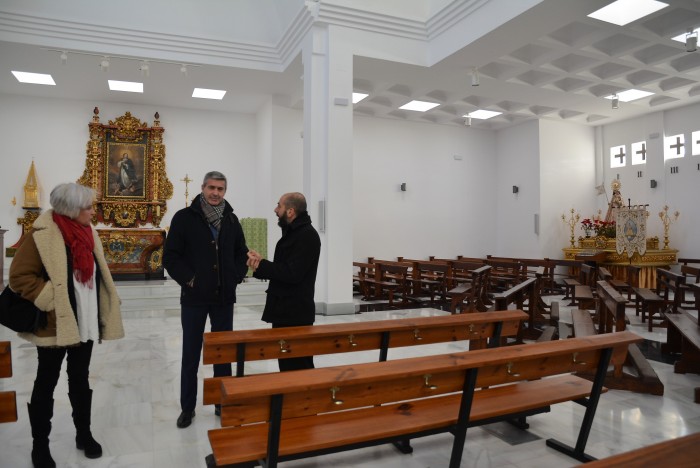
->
[9, 182, 124, 468]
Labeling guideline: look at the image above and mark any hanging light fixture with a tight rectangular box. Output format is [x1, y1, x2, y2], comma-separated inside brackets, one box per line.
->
[686, 30, 698, 52]
[612, 94, 619, 109]
[471, 67, 480, 86]
[180, 64, 188, 76]
[60, 51, 68, 65]
[99, 56, 110, 72]
[464, 115, 472, 126]
[139, 60, 150, 77]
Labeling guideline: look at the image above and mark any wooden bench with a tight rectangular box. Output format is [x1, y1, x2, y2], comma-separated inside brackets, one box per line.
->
[492, 277, 551, 341]
[553, 258, 584, 302]
[360, 261, 411, 307]
[485, 258, 525, 293]
[446, 264, 491, 313]
[202, 310, 528, 406]
[585, 432, 700, 467]
[579, 281, 664, 396]
[679, 264, 699, 309]
[661, 282, 700, 403]
[573, 263, 597, 310]
[656, 267, 686, 316]
[206, 331, 641, 468]
[0, 341, 18, 424]
[410, 261, 449, 302]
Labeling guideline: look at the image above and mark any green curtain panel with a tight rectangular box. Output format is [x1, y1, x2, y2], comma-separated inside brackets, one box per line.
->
[240, 218, 267, 277]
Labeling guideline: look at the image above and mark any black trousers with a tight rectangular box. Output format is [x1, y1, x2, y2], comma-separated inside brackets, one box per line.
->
[32, 340, 94, 404]
[272, 323, 315, 372]
[180, 303, 233, 412]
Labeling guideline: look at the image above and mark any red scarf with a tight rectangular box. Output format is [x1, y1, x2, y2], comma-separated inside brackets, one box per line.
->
[52, 212, 95, 288]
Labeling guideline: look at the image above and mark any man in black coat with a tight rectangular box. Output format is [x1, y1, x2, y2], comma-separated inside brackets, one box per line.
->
[247, 192, 321, 371]
[163, 171, 248, 428]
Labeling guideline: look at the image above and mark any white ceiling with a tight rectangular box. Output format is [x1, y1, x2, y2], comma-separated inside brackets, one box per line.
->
[2, 0, 700, 130]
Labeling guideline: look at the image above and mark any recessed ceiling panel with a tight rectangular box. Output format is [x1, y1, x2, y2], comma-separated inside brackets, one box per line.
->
[589, 62, 635, 80]
[590, 33, 640, 56]
[549, 53, 600, 73]
[547, 22, 600, 47]
[658, 77, 696, 91]
[479, 61, 519, 79]
[551, 77, 593, 92]
[641, 8, 700, 37]
[513, 69, 558, 86]
[669, 53, 700, 73]
[632, 44, 684, 65]
[508, 44, 557, 65]
[625, 70, 666, 86]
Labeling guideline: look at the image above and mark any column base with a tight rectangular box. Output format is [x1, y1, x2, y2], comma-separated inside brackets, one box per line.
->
[315, 302, 355, 316]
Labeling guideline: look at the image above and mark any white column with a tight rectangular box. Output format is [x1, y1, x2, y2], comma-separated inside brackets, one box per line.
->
[302, 24, 354, 315]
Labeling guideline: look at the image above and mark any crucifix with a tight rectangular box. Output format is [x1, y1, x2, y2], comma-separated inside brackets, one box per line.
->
[181, 174, 192, 207]
[614, 147, 625, 164]
[670, 136, 684, 155]
[636, 143, 646, 161]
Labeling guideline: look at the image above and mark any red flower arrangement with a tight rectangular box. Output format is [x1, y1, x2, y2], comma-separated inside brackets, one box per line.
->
[581, 219, 616, 237]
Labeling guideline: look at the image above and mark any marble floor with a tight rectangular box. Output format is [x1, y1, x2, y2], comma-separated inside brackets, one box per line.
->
[1, 294, 700, 468]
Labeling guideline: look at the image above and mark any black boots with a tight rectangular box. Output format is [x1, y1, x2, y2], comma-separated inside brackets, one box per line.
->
[69, 389, 103, 459]
[27, 400, 56, 468]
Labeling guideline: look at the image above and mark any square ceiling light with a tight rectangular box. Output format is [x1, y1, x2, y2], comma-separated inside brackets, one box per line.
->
[605, 89, 654, 102]
[587, 0, 668, 26]
[108, 80, 143, 93]
[192, 88, 226, 100]
[465, 110, 502, 120]
[399, 100, 440, 112]
[12, 71, 55, 85]
[352, 92, 368, 104]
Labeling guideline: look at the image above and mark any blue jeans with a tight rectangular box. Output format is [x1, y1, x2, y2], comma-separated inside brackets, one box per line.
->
[180, 304, 233, 412]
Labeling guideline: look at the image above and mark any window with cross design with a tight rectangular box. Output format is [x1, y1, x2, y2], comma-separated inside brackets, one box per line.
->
[610, 144, 626, 168]
[630, 141, 647, 165]
[664, 134, 685, 160]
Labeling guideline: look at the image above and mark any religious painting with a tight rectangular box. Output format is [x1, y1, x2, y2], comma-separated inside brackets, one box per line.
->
[77, 108, 173, 228]
[616, 207, 648, 258]
[106, 142, 146, 198]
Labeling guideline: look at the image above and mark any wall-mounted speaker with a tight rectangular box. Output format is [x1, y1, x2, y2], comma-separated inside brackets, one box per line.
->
[400, 183, 407, 192]
[650, 179, 657, 188]
[512, 185, 519, 194]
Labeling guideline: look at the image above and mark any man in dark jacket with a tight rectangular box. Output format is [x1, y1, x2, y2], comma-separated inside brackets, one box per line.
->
[163, 171, 248, 428]
[247, 192, 321, 371]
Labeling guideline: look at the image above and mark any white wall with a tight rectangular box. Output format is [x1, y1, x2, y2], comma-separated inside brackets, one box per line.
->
[539, 119, 596, 259]
[352, 115, 497, 261]
[495, 120, 540, 258]
[601, 104, 700, 258]
[0, 93, 258, 243]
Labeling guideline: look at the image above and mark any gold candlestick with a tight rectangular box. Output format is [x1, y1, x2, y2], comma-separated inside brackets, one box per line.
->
[561, 208, 580, 248]
[658, 205, 679, 250]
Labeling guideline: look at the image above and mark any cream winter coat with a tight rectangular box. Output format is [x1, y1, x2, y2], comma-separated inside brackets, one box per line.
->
[9, 210, 124, 347]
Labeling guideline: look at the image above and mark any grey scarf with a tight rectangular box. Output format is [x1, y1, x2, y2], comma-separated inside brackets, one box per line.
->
[200, 195, 225, 231]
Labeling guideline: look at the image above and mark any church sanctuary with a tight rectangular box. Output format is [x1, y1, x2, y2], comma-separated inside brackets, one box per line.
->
[3, 0, 700, 467]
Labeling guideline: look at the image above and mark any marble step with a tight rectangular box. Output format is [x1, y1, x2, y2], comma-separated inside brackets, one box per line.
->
[115, 277, 267, 312]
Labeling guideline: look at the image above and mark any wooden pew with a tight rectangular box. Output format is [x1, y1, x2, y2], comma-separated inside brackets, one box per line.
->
[656, 268, 686, 315]
[492, 276, 549, 340]
[574, 281, 664, 396]
[679, 264, 699, 309]
[0, 341, 18, 424]
[205, 331, 641, 468]
[585, 432, 700, 468]
[485, 258, 525, 293]
[552, 258, 585, 303]
[573, 263, 597, 310]
[202, 310, 528, 406]
[410, 261, 449, 303]
[360, 261, 411, 307]
[446, 264, 491, 314]
[352, 261, 374, 299]
[661, 282, 700, 403]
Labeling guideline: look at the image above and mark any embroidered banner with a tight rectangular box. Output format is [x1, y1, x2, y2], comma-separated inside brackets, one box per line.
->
[616, 207, 647, 258]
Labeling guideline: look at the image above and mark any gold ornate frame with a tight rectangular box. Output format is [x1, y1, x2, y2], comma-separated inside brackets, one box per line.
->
[78, 108, 173, 227]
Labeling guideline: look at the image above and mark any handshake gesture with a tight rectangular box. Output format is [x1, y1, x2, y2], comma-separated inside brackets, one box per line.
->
[247, 250, 263, 271]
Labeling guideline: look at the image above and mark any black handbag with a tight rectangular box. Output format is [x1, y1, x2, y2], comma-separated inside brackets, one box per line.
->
[0, 285, 47, 333]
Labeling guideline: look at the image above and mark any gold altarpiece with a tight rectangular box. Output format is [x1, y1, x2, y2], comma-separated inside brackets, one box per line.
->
[78, 108, 173, 279]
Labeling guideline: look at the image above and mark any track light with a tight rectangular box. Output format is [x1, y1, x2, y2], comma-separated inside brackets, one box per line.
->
[180, 64, 188, 76]
[139, 61, 150, 77]
[471, 67, 480, 86]
[99, 56, 109, 72]
[612, 94, 619, 109]
[686, 30, 698, 52]
[60, 51, 68, 65]
[464, 115, 472, 126]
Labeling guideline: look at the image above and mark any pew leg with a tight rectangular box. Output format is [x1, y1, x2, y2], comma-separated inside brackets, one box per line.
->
[392, 438, 413, 454]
